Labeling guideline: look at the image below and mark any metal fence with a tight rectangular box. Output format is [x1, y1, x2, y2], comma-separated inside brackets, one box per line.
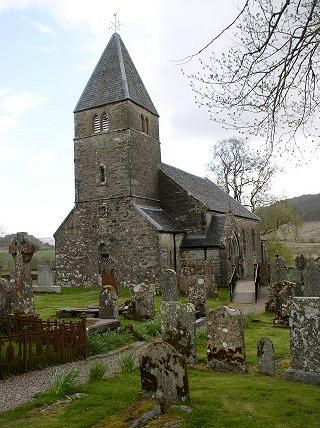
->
[0, 314, 86, 379]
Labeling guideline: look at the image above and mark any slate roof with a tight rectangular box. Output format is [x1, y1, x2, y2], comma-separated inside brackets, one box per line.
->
[132, 203, 184, 233]
[74, 33, 158, 116]
[181, 214, 226, 248]
[159, 163, 259, 221]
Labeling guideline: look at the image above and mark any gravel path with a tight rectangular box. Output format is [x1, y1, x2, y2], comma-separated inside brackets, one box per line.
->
[0, 341, 146, 413]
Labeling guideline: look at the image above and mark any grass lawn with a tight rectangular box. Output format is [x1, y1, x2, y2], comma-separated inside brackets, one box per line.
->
[1, 287, 316, 427]
[1, 368, 320, 427]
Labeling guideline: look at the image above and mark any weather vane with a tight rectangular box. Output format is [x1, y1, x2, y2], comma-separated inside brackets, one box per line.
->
[109, 13, 122, 33]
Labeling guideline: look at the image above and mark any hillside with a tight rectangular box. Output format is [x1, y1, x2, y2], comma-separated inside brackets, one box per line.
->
[277, 221, 320, 258]
[286, 193, 320, 221]
[0, 234, 53, 252]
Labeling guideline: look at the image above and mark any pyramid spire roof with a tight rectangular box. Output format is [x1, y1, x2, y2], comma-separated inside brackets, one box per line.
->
[74, 33, 158, 116]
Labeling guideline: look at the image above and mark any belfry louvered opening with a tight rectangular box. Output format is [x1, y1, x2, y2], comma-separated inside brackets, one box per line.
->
[93, 114, 100, 133]
[101, 113, 109, 132]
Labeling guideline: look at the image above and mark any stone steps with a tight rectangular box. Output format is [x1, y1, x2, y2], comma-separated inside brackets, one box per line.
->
[233, 280, 256, 304]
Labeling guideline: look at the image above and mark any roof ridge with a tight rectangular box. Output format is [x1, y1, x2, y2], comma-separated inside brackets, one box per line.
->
[115, 33, 129, 98]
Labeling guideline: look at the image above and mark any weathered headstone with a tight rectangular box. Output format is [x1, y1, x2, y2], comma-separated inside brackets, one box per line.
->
[207, 306, 246, 372]
[0, 278, 11, 317]
[286, 297, 320, 385]
[140, 340, 190, 402]
[161, 269, 179, 302]
[304, 261, 320, 297]
[99, 285, 118, 319]
[8, 232, 36, 314]
[269, 255, 287, 285]
[129, 283, 155, 320]
[180, 260, 217, 299]
[37, 263, 55, 287]
[257, 337, 275, 376]
[270, 281, 297, 327]
[161, 301, 196, 363]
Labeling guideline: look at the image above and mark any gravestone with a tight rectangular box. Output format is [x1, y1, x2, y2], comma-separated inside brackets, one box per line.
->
[269, 255, 287, 285]
[207, 306, 246, 372]
[161, 269, 179, 302]
[180, 260, 217, 299]
[99, 285, 118, 319]
[0, 278, 11, 317]
[37, 263, 55, 287]
[140, 340, 190, 402]
[9, 232, 36, 314]
[188, 281, 207, 318]
[304, 261, 320, 297]
[129, 283, 155, 320]
[257, 337, 275, 376]
[270, 281, 297, 327]
[286, 297, 320, 385]
[161, 301, 196, 363]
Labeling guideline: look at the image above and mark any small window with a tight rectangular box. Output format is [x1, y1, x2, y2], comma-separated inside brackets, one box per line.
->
[99, 205, 107, 217]
[141, 114, 145, 133]
[252, 229, 255, 251]
[101, 113, 109, 132]
[99, 164, 106, 184]
[145, 116, 149, 135]
[93, 114, 100, 133]
[242, 229, 247, 258]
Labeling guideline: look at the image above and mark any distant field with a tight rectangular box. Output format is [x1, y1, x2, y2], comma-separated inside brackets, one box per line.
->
[278, 221, 320, 258]
[0, 248, 55, 272]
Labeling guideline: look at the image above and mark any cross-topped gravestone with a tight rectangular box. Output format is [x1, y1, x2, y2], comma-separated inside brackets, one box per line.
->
[9, 232, 36, 314]
[109, 12, 122, 33]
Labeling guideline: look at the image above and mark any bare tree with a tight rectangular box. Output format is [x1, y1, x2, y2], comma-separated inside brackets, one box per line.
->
[208, 138, 277, 211]
[183, 0, 320, 153]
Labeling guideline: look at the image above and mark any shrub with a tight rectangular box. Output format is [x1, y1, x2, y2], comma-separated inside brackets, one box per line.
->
[133, 316, 161, 341]
[89, 362, 107, 382]
[87, 331, 133, 356]
[46, 367, 79, 398]
[120, 353, 135, 373]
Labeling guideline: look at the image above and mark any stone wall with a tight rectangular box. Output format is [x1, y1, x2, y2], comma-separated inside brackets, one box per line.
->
[56, 197, 162, 287]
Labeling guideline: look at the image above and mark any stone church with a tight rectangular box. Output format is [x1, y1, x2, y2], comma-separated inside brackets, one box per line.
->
[54, 32, 261, 289]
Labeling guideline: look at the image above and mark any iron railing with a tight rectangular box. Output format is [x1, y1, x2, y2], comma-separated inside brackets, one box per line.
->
[254, 263, 260, 303]
[228, 265, 237, 302]
[0, 314, 86, 379]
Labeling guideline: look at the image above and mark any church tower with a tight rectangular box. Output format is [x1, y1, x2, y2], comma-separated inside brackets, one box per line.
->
[55, 33, 162, 287]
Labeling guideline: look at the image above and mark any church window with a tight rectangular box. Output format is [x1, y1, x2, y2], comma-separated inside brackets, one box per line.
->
[93, 114, 100, 133]
[252, 229, 255, 251]
[145, 116, 149, 135]
[99, 164, 106, 184]
[99, 205, 107, 217]
[141, 114, 145, 133]
[242, 229, 247, 258]
[101, 112, 109, 132]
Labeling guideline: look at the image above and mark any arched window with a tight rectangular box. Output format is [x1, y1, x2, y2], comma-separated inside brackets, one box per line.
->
[99, 164, 106, 184]
[93, 114, 100, 133]
[145, 116, 149, 135]
[101, 112, 109, 132]
[242, 229, 247, 258]
[141, 114, 145, 133]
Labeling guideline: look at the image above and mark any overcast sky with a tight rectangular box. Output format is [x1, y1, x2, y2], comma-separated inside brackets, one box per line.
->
[0, 0, 319, 238]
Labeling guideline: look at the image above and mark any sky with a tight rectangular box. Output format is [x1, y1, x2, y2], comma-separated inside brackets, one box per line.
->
[0, 0, 319, 238]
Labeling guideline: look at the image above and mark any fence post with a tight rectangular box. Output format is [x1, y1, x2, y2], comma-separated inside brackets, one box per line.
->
[60, 324, 65, 364]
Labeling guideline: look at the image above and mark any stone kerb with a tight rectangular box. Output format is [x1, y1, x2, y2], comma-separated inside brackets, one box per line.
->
[286, 297, 320, 385]
[161, 301, 196, 364]
[257, 337, 275, 376]
[207, 306, 246, 373]
[140, 340, 190, 403]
